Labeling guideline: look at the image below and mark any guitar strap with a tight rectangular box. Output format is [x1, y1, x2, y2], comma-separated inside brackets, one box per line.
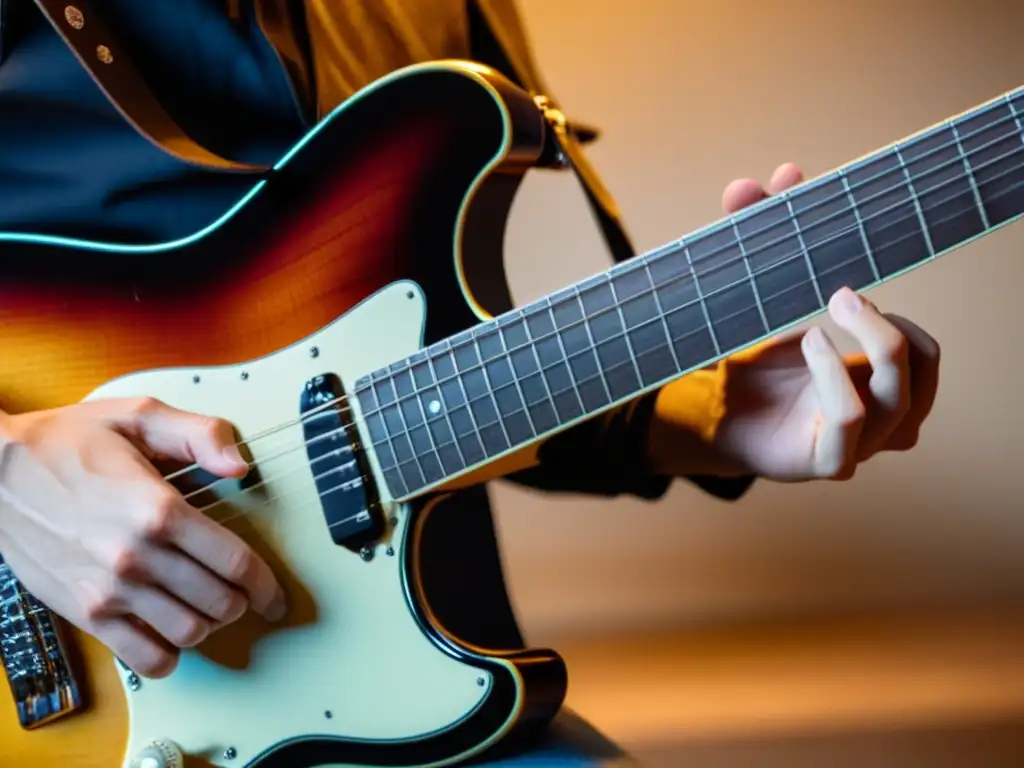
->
[27, 0, 638, 264]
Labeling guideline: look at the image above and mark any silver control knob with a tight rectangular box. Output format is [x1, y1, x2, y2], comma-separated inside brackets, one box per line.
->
[129, 739, 184, 768]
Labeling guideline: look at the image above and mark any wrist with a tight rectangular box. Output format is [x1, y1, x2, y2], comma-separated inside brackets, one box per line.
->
[644, 363, 748, 478]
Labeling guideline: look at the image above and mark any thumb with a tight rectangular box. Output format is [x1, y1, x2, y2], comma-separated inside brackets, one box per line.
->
[103, 397, 249, 478]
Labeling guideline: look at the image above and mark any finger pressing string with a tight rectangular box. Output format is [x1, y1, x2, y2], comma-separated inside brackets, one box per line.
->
[801, 326, 865, 480]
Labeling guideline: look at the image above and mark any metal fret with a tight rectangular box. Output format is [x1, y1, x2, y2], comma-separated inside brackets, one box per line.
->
[640, 258, 682, 372]
[447, 341, 488, 466]
[495, 314, 540, 438]
[571, 283, 615, 405]
[606, 267, 646, 393]
[405, 361, 449, 479]
[680, 240, 721, 356]
[543, 297, 586, 420]
[893, 143, 938, 259]
[425, 353, 468, 470]
[730, 219, 772, 333]
[783, 192, 826, 307]
[839, 169, 881, 282]
[356, 374, 408, 498]
[387, 369, 430, 489]
[521, 306, 562, 433]
[469, 332, 513, 457]
[1006, 92, 1024, 135]
[949, 119, 992, 230]
[954, 93, 1024, 229]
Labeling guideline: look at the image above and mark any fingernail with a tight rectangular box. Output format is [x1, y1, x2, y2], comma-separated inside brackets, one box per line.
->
[223, 444, 247, 470]
[803, 327, 827, 353]
[264, 589, 287, 622]
[834, 288, 862, 315]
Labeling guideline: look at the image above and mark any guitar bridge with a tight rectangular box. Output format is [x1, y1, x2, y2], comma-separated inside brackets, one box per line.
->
[0, 554, 83, 729]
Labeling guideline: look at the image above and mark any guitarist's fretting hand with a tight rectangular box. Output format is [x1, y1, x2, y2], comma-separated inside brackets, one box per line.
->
[0, 397, 287, 679]
[649, 163, 942, 484]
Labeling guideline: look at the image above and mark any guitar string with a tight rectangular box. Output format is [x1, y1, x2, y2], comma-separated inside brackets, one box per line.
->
[645, 106, 1023, 271]
[187, 172, 1024, 527]
[146, 111, 1022, 480]
[25, 84, 1024, 667]
[162, 127, 1024, 503]
[160, 112, 1024, 489]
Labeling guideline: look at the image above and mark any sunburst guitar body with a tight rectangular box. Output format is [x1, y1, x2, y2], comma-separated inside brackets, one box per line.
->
[3, 56, 1024, 768]
[0, 62, 572, 768]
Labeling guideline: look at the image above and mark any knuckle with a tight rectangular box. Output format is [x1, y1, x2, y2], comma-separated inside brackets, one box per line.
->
[83, 590, 120, 622]
[171, 615, 210, 649]
[206, 590, 246, 624]
[225, 546, 255, 584]
[112, 545, 144, 579]
[127, 396, 164, 419]
[143, 495, 183, 541]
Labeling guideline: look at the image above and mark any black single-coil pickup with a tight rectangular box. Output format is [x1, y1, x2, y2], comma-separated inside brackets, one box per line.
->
[0, 555, 83, 729]
[301, 373, 385, 550]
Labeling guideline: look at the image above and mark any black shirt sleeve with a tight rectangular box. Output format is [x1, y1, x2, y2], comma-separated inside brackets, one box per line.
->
[504, 390, 757, 501]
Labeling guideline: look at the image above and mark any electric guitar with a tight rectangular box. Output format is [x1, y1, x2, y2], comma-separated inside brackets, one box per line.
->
[0, 60, 1022, 768]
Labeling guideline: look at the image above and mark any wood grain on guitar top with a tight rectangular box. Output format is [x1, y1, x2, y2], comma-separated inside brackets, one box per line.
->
[0, 65, 550, 767]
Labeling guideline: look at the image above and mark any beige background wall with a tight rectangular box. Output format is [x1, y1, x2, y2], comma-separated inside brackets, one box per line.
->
[487, 0, 1024, 645]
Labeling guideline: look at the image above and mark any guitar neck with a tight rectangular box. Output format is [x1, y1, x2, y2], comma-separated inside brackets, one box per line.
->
[354, 86, 1024, 501]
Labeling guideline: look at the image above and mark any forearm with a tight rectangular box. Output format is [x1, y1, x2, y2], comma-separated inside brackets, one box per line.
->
[505, 364, 756, 500]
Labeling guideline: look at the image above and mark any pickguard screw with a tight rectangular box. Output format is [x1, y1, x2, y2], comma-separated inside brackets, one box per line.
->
[324, 710, 333, 719]
[192, 374, 200, 384]
[385, 546, 395, 557]
[240, 371, 249, 381]
[406, 290, 414, 299]
[477, 677, 485, 686]
[310, 346, 320, 358]
[360, 546, 374, 562]
[224, 746, 237, 760]
[127, 673, 140, 691]
[389, 516, 398, 526]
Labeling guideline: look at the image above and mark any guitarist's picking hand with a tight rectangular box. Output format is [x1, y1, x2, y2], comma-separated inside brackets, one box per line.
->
[0, 397, 287, 679]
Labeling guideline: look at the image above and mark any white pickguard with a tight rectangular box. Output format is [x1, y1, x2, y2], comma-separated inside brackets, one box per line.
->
[85, 281, 508, 768]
